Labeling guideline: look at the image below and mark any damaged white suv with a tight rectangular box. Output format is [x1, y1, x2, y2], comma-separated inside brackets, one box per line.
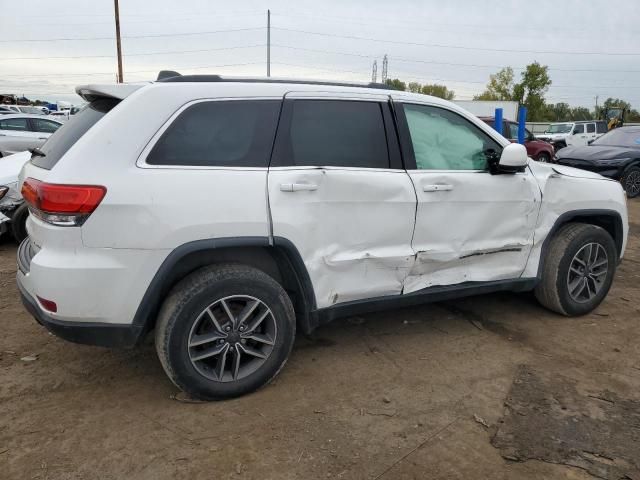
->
[17, 74, 628, 400]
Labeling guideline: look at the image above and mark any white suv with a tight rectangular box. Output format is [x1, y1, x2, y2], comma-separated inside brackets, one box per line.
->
[538, 120, 608, 149]
[16, 74, 628, 400]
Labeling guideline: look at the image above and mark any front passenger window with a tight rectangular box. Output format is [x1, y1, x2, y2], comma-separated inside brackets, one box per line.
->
[403, 104, 501, 170]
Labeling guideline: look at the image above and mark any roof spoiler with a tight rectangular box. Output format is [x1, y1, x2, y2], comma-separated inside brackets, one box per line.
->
[75, 84, 145, 102]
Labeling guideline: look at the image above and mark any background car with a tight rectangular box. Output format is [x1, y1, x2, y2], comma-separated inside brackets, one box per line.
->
[0, 151, 31, 241]
[480, 116, 555, 162]
[554, 126, 640, 197]
[0, 114, 62, 157]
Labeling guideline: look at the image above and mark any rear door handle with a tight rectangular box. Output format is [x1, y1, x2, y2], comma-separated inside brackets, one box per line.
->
[280, 182, 318, 192]
[38, 137, 47, 140]
[423, 184, 453, 192]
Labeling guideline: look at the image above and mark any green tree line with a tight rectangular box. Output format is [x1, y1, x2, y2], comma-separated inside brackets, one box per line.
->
[385, 63, 640, 122]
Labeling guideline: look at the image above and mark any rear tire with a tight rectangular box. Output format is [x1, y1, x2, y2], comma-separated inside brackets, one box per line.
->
[621, 166, 640, 198]
[155, 264, 296, 400]
[535, 223, 617, 316]
[11, 203, 29, 243]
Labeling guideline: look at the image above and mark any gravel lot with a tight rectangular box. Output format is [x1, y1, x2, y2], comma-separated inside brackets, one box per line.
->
[1, 200, 639, 480]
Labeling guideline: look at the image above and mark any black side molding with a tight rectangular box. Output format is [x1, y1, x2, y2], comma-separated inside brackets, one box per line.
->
[312, 278, 538, 326]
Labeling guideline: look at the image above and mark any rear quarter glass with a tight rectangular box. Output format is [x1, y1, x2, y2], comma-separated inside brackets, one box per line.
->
[31, 99, 120, 170]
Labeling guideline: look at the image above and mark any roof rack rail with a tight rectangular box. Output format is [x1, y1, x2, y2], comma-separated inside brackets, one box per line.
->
[155, 71, 394, 90]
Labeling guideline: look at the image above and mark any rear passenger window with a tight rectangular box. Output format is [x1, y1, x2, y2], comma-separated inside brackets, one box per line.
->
[586, 123, 595, 133]
[147, 100, 281, 167]
[276, 100, 389, 168]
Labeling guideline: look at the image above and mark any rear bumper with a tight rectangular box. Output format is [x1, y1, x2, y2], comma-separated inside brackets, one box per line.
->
[17, 277, 143, 348]
[16, 240, 144, 348]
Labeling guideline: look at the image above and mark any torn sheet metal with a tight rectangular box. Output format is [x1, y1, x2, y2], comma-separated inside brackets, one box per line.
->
[403, 170, 541, 293]
[268, 167, 417, 308]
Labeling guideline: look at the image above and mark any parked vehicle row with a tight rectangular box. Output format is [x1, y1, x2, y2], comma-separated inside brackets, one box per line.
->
[0, 114, 63, 157]
[480, 117, 555, 162]
[554, 126, 640, 197]
[15, 74, 628, 400]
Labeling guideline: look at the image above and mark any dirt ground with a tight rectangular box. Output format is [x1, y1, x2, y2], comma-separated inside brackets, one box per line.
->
[1, 201, 639, 480]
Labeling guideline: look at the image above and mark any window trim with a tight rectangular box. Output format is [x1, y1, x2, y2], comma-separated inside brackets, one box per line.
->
[270, 98, 398, 170]
[396, 102, 505, 172]
[137, 97, 284, 170]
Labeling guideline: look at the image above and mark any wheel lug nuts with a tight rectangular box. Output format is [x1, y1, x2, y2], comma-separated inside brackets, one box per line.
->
[225, 326, 231, 332]
[239, 326, 245, 331]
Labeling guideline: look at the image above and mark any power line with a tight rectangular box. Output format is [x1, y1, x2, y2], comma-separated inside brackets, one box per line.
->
[271, 44, 640, 74]
[271, 27, 640, 56]
[1, 44, 266, 61]
[0, 27, 264, 43]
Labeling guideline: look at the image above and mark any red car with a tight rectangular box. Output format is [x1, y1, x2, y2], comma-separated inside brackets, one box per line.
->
[480, 117, 554, 163]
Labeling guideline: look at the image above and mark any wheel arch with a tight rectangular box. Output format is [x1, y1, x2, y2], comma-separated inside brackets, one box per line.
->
[537, 209, 624, 278]
[132, 236, 317, 341]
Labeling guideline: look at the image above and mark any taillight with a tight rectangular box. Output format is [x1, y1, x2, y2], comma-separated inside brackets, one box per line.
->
[21, 178, 106, 226]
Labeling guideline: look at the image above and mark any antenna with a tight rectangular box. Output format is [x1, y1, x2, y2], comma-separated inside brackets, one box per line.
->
[381, 54, 388, 83]
[371, 60, 378, 83]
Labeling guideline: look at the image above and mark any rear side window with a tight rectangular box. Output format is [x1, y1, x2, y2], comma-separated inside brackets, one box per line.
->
[274, 100, 389, 168]
[0, 118, 28, 131]
[586, 123, 595, 133]
[596, 121, 607, 133]
[32, 99, 119, 170]
[147, 100, 281, 167]
[31, 118, 61, 133]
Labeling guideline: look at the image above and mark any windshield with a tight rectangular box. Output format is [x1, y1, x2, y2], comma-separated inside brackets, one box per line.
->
[31, 99, 119, 170]
[545, 123, 573, 134]
[592, 129, 640, 147]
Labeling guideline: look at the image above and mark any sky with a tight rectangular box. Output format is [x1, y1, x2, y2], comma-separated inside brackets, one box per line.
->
[1, 0, 639, 108]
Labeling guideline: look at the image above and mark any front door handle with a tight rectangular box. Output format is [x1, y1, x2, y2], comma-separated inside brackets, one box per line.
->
[423, 184, 453, 192]
[280, 182, 318, 192]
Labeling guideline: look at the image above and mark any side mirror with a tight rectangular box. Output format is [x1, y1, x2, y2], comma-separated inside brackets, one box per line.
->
[496, 143, 528, 173]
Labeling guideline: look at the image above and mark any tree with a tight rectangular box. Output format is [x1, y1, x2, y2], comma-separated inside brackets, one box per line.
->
[546, 102, 571, 121]
[474, 67, 515, 101]
[569, 107, 591, 121]
[421, 84, 455, 100]
[407, 82, 422, 93]
[385, 78, 406, 91]
[514, 62, 552, 121]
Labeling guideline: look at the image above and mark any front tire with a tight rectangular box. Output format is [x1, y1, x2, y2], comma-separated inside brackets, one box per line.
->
[155, 264, 296, 400]
[535, 223, 617, 316]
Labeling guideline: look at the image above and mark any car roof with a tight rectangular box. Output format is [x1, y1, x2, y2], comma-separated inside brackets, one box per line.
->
[76, 78, 457, 111]
[0, 113, 62, 121]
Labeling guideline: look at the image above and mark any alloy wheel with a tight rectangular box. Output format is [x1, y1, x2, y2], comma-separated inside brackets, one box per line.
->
[566, 242, 609, 303]
[624, 171, 640, 197]
[188, 295, 277, 382]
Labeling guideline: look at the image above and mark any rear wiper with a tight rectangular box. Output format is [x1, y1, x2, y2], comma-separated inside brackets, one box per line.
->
[29, 147, 46, 157]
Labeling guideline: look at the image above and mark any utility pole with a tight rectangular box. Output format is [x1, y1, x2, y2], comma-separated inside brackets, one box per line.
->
[114, 0, 124, 83]
[381, 54, 388, 83]
[371, 60, 377, 83]
[267, 9, 271, 77]
[595, 95, 599, 116]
